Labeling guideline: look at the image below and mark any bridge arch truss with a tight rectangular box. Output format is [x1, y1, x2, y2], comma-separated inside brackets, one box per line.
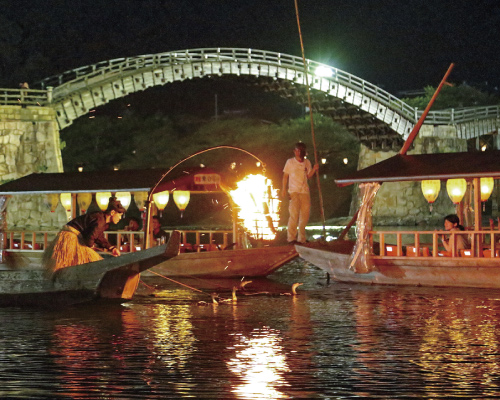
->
[6, 47, 497, 150]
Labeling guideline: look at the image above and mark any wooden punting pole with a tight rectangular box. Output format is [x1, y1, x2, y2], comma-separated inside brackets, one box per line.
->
[399, 63, 455, 155]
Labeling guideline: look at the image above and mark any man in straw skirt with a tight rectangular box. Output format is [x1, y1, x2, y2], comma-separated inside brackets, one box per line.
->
[44, 197, 126, 275]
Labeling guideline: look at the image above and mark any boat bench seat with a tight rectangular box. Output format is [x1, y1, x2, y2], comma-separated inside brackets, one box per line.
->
[406, 246, 430, 257]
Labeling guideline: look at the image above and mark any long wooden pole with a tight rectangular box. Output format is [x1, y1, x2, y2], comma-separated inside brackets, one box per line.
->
[399, 63, 455, 155]
[294, 0, 327, 238]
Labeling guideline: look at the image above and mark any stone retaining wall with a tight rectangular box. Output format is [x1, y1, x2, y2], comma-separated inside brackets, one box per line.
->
[0, 105, 66, 230]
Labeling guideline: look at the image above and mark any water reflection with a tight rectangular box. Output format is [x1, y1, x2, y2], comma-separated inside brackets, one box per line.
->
[6, 267, 500, 398]
[351, 287, 500, 398]
[227, 328, 290, 399]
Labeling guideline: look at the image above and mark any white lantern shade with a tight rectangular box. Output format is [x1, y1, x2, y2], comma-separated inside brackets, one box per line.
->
[480, 177, 494, 202]
[45, 193, 60, 212]
[153, 191, 170, 211]
[77, 193, 92, 213]
[173, 190, 190, 212]
[133, 192, 148, 211]
[446, 179, 467, 204]
[96, 192, 112, 211]
[421, 180, 440, 204]
[115, 192, 131, 210]
[60, 193, 72, 211]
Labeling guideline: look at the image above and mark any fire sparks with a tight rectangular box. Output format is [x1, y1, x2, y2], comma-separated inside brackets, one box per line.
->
[229, 174, 280, 241]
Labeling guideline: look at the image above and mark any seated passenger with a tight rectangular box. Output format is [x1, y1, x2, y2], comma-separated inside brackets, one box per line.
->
[440, 214, 469, 254]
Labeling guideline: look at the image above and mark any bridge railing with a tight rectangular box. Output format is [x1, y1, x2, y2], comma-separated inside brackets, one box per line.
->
[37, 48, 418, 121]
[0, 88, 52, 106]
[417, 105, 500, 125]
[2, 47, 497, 134]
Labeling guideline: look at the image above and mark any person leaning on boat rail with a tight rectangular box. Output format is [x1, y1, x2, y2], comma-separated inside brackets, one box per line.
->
[43, 197, 126, 275]
[440, 214, 469, 255]
[281, 142, 319, 244]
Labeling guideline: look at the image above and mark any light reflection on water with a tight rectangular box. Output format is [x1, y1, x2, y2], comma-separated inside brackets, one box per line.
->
[2, 261, 500, 398]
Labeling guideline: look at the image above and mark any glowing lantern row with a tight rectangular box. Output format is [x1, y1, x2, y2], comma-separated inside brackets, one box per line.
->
[96, 191, 112, 211]
[480, 177, 494, 202]
[60, 193, 72, 212]
[173, 190, 190, 217]
[77, 193, 92, 213]
[44, 193, 60, 212]
[421, 180, 440, 211]
[446, 179, 467, 204]
[133, 192, 148, 211]
[115, 192, 131, 210]
[152, 191, 169, 216]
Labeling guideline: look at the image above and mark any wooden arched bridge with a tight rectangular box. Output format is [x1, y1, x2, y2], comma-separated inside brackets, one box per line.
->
[2, 48, 499, 150]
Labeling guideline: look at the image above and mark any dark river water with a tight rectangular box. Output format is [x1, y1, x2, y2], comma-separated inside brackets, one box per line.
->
[2, 260, 500, 399]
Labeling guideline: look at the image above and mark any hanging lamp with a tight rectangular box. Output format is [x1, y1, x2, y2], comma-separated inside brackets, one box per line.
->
[421, 180, 440, 212]
[173, 190, 190, 218]
[96, 191, 112, 211]
[446, 179, 467, 204]
[77, 193, 92, 214]
[115, 192, 131, 210]
[44, 193, 60, 212]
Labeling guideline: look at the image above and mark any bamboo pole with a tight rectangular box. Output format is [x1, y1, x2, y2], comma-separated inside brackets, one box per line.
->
[294, 0, 327, 238]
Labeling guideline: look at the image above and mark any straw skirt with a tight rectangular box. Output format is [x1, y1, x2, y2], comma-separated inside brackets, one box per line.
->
[43, 225, 103, 275]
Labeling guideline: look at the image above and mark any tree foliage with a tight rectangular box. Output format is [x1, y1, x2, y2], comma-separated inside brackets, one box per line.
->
[402, 84, 499, 110]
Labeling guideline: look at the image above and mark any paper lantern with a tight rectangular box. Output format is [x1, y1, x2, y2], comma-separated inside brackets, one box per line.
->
[44, 193, 60, 212]
[77, 193, 92, 213]
[446, 179, 467, 204]
[133, 192, 148, 211]
[152, 191, 170, 211]
[480, 177, 494, 202]
[115, 192, 131, 210]
[173, 190, 190, 217]
[421, 180, 440, 212]
[96, 191, 112, 211]
[60, 193, 72, 212]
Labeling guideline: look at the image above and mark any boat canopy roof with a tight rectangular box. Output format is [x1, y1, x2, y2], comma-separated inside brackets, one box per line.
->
[0, 167, 223, 195]
[335, 150, 500, 187]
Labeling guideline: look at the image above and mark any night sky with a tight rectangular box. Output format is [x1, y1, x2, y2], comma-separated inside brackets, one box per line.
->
[1, 0, 499, 94]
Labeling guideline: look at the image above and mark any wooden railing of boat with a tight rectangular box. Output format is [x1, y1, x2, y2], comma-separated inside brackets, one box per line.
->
[1, 229, 233, 253]
[370, 229, 500, 258]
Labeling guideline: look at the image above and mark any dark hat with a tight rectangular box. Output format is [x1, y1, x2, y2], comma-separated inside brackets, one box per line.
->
[105, 197, 126, 214]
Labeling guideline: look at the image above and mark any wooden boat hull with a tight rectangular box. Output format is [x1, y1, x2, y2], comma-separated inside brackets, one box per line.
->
[143, 245, 298, 278]
[296, 241, 500, 289]
[0, 231, 180, 306]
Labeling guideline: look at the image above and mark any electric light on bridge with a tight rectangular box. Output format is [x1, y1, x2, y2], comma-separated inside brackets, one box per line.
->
[315, 65, 334, 78]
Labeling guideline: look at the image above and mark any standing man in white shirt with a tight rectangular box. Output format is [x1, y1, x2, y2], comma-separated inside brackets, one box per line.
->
[282, 142, 319, 244]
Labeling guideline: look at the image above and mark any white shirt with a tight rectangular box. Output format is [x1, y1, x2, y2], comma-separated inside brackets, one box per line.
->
[283, 157, 312, 194]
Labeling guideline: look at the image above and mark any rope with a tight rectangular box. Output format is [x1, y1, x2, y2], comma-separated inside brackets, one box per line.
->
[294, 0, 327, 239]
[147, 269, 207, 294]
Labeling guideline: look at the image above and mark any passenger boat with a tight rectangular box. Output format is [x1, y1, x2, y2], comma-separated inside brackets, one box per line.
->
[296, 150, 500, 288]
[145, 244, 297, 278]
[0, 167, 296, 284]
[0, 231, 180, 307]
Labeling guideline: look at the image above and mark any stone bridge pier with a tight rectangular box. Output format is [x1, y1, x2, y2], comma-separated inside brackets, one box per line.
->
[0, 105, 66, 229]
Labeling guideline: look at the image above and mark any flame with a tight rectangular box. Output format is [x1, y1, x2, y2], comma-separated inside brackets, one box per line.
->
[229, 174, 280, 240]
